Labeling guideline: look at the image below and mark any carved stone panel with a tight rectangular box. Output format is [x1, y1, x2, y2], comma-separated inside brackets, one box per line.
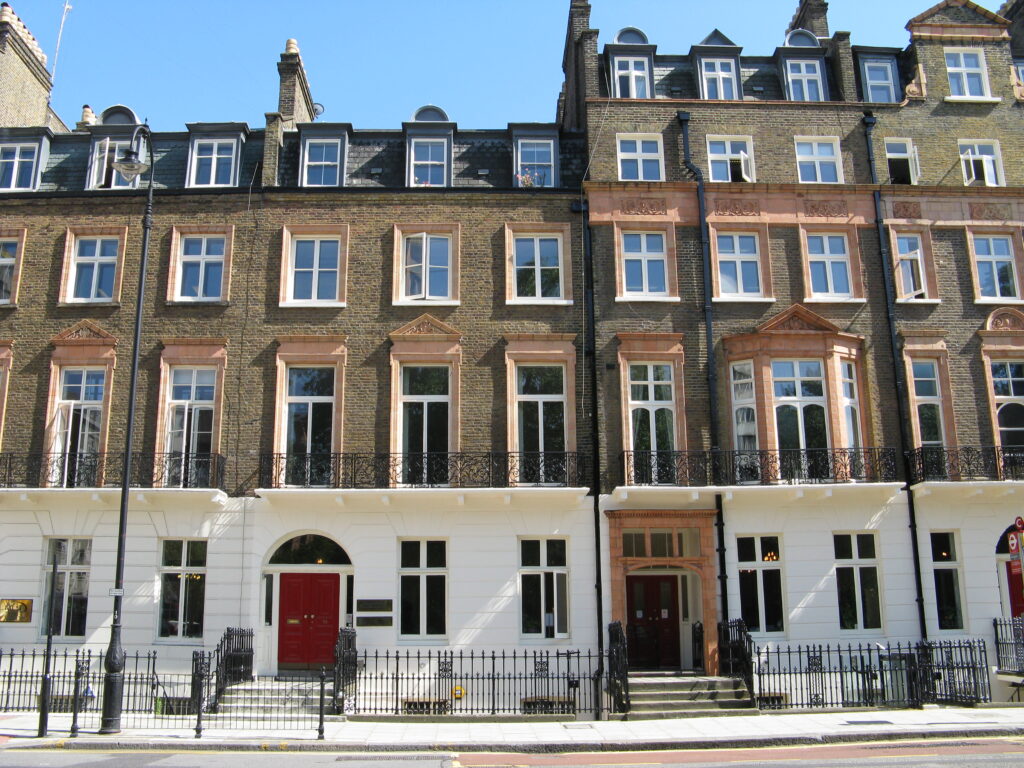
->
[804, 200, 848, 217]
[621, 198, 667, 216]
[892, 201, 921, 219]
[969, 203, 1011, 221]
[712, 199, 760, 216]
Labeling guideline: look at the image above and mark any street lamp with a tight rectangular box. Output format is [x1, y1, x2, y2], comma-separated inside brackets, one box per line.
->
[99, 124, 155, 733]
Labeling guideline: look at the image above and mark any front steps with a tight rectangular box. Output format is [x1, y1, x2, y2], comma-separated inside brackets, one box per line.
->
[623, 670, 755, 720]
[206, 677, 343, 723]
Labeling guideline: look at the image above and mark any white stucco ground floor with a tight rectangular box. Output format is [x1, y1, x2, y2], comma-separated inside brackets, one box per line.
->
[0, 481, 1021, 696]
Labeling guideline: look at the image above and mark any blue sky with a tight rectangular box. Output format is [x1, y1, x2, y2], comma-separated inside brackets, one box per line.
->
[11, 0, 1000, 131]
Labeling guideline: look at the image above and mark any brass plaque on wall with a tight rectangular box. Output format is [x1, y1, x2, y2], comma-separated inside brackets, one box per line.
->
[0, 599, 32, 623]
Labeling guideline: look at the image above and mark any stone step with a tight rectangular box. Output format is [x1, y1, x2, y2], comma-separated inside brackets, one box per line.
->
[627, 677, 743, 693]
[624, 707, 758, 721]
[629, 697, 751, 712]
[630, 688, 749, 703]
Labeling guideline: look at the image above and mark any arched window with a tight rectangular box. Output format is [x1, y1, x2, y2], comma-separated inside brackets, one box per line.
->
[269, 534, 351, 565]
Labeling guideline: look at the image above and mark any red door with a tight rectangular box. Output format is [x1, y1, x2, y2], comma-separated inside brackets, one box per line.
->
[625, 575, 681, 669]
[1008, 561, 1024, 618]
[278, 573, 340, 667]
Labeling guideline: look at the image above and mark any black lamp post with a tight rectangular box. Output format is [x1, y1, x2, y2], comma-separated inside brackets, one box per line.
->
[99, 125, 155, 733]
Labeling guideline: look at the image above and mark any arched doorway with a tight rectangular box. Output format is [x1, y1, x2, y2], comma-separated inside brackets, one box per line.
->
[264, 534, 353, 669]
[996, 525, 1024, 617]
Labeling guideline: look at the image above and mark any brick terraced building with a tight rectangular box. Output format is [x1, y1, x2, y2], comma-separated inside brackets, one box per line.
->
[0, 0, 1021, 702]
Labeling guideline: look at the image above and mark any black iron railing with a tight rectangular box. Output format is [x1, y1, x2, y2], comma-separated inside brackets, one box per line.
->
[718, 619, 754, 695]
[907, 446, 1024, 483]
[751, 639, 990, 709]
[333, 627, 358, 713]
[607, 621, 630, 714]
[0, 452, 225, 489]
[211, 627, 254, 708]
[623, 448, 898, 486]
[994, 617, 1024, 674]
[260, 452, 587, 489]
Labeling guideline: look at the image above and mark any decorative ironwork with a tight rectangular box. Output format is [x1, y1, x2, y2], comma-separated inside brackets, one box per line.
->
[752, 639, 990, 709]
[0, 453, 225, 490]
[718, 619, 754, 696]
[333, 627, 358, 714]
[260, 452, 586, 489]
[623, 448, 898, 486]
[607, 621, 630, 714]
[994, 617, 1024, 675]
[906, 446, 1024, 483]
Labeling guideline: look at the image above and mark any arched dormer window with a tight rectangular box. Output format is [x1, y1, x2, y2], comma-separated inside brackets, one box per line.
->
[615, 28, 648, 45]
[785, 29, 819, 47]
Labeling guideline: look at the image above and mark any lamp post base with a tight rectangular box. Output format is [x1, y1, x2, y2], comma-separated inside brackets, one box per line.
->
[98, 672, 123, 734]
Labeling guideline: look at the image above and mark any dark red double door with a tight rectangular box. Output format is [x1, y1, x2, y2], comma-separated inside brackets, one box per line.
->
[278, 573, 340, 667]
[626, 575, 681, 669]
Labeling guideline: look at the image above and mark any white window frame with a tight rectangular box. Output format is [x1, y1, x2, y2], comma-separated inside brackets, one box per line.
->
[165, 368, 216, 488]
[862, 58, 897, 103]
[806, 233, 852, 299]
[717, 232, 762, 298]
[157, 539, 207, 641]
[944, 48, 991, 99]
[896, 233, 927, 300]
[401, 232, 452, 301]
[514, 365, 568, 483]
[0, 238, 17, 304]
[627, 362, 676, 453]
[616, 135, 664, 182]
[188, 138, 239, 188]
[174, 235, 225, 302]
[973, 234, 1018, 299]
[409, 138, 447, 187]
[833, 532, 883, 632]
[991, 361, 1024, 447]
[519, 538, 569, 639]
[736, 535, 785, 634]
[516, 139, 555, 188]
[622, 231, 668, 298]
[282, 366, 335, 486]
[771, 359, 829, 451]
[701, 58, 738, 100]
[301, 138, 342, 188]
[0, 142, 39, 191]
[88, 137, 137, 190]
[513, 234, 564, 301]
[69, 236, 119, 303]
[397, 365, 451, 486]
[707, 136, 753, 182]
[613, 56, 650, 99]
[929, 531, 964, 631]
[911, 360, 945, 448]
[884, 139, 920, 185]
[959, 140, 1003, 187]
[786, 59, 824, 101]
[398, 539, 447, 639]
[795, 138, 842, 184]
[41, 538, 91, 638]
[730, 361, 758, 451]
[286, 236, 341, 305]
[841, 361, 861, 450]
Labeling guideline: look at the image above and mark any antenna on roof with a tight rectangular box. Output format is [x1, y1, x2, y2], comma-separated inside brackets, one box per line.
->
[51, 0, 73, 83]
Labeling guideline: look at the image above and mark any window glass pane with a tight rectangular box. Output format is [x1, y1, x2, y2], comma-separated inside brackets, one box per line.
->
[160, 573, 181, 637]
[930, 532, 955, 562]
[182, 572, 205, 638]
[763, 570, 784, 632]
[833, 534, 853, 560]
[836, 567, 857, 629]
[650, 531, 672, 557]
[738, 570, 760, 631]
[737, 537, 756, 562]
[401, 540, 420, 569]
[403, 366, 448, 396]
[425, 574, 445, 635]
[426, 540, 446, 568]
[546, 539, 566, 567]
[71, 539, 91, 566]
[623, 531, 645, 558]
[517, 366, 563, 395]
[187, 540, 208, 568]
[288, 367, 333, 397]
[934, 569, 962, 630]
[521, 539, 541, 567]
[859, 567, 881, 629]
[521, 573, 542, 634]
[400, 575, 420, 635]
[162, 539, 183, 568]
[856, 533, 875, 559]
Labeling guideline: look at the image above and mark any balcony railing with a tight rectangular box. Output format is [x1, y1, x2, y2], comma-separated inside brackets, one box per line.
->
[0, 452, 226, 490]
[622, 448, 899, 486]
[907, 446, 1024, 484]
[994, 617, 1024, 675]
[259, 452, 587, 489]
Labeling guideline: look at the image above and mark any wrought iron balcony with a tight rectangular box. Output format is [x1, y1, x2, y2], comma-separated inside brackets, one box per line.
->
[622, 448, 899, 487]
[907, 446, 1024, 483]
[0, 452, 226, 490]
[259, 452, 587, 489]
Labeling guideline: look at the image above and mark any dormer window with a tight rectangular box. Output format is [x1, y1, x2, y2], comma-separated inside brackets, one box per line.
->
[302, 139, 341, 187]
[786, 60, 824, 101]
[405, 106, 453, 188]
[702, 59, 738, 100]
[614, 57, 650, 98]
[860, 58, 899, 103]
[411, 139, 446, 187]
[187, 133, 243, 189]
[0, 143, 39, 191]
[785, 29, 819, 47]
[88, 137, 137, 190]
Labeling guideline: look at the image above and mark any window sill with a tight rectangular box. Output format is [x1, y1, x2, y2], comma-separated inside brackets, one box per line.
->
[396, 637, 449, 644]
[57, 300, 120, 308]
[0, 303, 15, 309]
[797, 180, 844, 185]
[186, 183, 237, 189]
[506, 298, 573, 306]
[944, 95, 1001, 104]
[895, 298, 941, 305]
[614, 296, 681, 303]
[975, 297, 1024, 305]
[393, 299, 459, 307]
[166, 300, 230, 307]
[518, 636, 572, 644]
[279, 301, 347, 308]
[713, 296, 776, 303]
[153, 638, 205, 646]
[617, 178, 665, 184]
[803, 297, 867, 304]
[0, 188, 37, 194]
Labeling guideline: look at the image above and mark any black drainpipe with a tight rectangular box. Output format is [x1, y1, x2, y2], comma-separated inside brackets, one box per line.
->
[862, 112, 928, 640]
[677, 111, 729, 623]
[572, 197, 605, 700]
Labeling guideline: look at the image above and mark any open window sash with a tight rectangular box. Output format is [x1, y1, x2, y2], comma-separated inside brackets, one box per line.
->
[50, 404, 102, 487]
[165, 404, 214, 488]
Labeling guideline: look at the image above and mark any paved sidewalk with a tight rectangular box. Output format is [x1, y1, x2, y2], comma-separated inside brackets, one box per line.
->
[1, 707, 1024, 752]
